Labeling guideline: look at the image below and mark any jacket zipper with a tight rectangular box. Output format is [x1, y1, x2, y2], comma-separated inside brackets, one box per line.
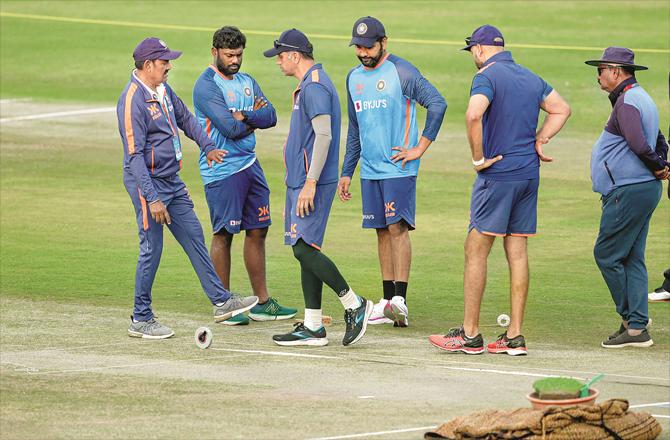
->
[604, 161, 615, 185]
[151, 146, 155, 174]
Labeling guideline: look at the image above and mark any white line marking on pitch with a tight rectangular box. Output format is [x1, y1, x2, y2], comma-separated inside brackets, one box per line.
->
[306, 425, 438, 440]
[0, 107, 115, 123]
[630, 401, 670, 409]
[435, 364, 582, 380]
[652, 415, 670, 419]
[357, 396, 375, 399]
[210, 348, 338, 359]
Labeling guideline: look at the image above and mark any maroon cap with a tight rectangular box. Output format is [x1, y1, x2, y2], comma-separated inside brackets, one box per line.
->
[133, 37, 182, 62]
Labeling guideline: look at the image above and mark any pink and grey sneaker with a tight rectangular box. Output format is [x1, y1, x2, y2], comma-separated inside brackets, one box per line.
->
[428, 326, 484, 354]
[368, 299, 393, 325]
[487, 332, 528, 356]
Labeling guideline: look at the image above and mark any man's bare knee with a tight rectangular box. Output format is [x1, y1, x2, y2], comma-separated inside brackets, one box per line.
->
[387, 221, 409, 238]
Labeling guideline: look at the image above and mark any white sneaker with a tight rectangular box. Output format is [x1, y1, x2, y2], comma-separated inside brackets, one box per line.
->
[368, 299, 393, 325]
[649, 288, 670, 302]
[384, 295, 409, 327]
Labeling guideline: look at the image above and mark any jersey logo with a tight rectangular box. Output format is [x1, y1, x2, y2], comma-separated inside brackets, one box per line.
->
[355, 83, 364, 95]
[244, 87, 252, 96]
[356, 23, 368, 35]
[376, 80, 386, 91]
[147, 103, 159, 116]
[354, 99, 387, 113]
[227, 90, 236, 101]
[385, 202, 396, 218]
[258, 205, 270, 222]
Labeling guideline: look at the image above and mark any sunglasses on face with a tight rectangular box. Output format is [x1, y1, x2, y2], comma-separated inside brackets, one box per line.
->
[274, 40, 300, 50]
[597, 65, 621, 75]
[465, 37, 478, 46]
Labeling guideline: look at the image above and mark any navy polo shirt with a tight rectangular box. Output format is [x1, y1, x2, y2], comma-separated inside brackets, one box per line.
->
[470, 51, 553, 180]
[284, 63, 341, 189]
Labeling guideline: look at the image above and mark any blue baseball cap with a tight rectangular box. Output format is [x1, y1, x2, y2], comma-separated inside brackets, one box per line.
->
[133, 37, 182, 62]
[263, 28, 313, 57]
[350, 16, 386, 48]
[462, 25, 505, 51]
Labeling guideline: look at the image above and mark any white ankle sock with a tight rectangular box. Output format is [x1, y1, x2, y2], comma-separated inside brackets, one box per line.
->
[339, 289, 362, 310]
[304, 308, 323, 331]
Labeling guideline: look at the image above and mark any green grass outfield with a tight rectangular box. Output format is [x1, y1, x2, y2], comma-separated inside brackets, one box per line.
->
[1, 1, 669, 439]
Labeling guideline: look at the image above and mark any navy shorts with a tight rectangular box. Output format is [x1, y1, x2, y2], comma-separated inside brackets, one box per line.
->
[204, 160, 271, 235]
[469, 176, 539, 236]
[284, 182, 337, 249]
[361, 176, 416, 229]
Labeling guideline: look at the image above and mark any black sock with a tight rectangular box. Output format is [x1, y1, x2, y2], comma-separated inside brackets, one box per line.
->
[395, 281, 408, 300]
[383, 280, 395, 301]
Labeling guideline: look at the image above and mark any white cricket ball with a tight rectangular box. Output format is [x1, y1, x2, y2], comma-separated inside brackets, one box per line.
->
[195, 326, 213, 349]
[497, 314, 511, 328]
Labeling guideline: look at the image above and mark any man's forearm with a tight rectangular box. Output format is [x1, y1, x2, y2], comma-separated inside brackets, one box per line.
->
[536, 112, 570, 142]
[466, 117, 484, 160]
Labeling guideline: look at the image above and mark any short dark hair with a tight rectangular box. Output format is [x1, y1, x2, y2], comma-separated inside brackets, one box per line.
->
[621, 66, 635, 76]
[301, 43, 314, 60]
[213, 26, 246, 49]
[134, 60, 146, 70]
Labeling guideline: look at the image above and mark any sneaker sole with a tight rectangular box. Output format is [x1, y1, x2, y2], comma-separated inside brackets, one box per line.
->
[273, 338, 329, 347]
[248, 312, 297, 322]
[488, 348, 528, 356]
[428, 338, 484, 355]
[601, 339, 654, 348]
[128, 329, 174, 339]
[221, 318, 249, 326]
[214, 297, 260, 323]
[390, 303, 409, 327]
[368, 317, 393, 325]
[344, 300, 373, 347]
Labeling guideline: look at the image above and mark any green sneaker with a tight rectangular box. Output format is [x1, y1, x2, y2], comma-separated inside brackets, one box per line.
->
[221, 313, 249, 326]
[249, 297, 297, 321]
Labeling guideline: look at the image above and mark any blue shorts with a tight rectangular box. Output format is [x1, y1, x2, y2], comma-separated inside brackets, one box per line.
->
[469, 176, 539, 236]
[361, 177, 416, 229]
[204, 160, 271, 235]
[284, 182, 336, 249]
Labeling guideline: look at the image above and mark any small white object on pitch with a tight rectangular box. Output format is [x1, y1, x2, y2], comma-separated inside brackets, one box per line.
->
[497, 314, 511, 328]
[195, 327, 213, 349]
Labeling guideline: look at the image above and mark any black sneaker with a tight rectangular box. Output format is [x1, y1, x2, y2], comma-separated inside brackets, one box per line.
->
[272, 322, 328, 347]
[428, 326, 485, 354]
[487, 332, 528, 356]
[342, 297, 373, 346]
[602, 329, 653, 348]
[608, 323, 626, 341]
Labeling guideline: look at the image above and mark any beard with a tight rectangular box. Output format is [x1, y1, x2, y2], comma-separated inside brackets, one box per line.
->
[216, 56, 240, 76]
[358, 50, 384, 68]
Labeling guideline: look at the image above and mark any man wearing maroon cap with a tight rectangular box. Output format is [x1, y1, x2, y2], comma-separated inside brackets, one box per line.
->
[585, 46, 668, 348]
[117, 37, 258, 339]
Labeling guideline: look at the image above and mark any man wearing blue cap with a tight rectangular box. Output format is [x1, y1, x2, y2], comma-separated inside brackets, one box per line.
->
[585, 47, 668, 348]
[193, 26, 297, 326]
[339, 16, 447, 328]
[263, 29, 373, 347]
[429, 25, 571, 355]
[117, 37, 258, 339]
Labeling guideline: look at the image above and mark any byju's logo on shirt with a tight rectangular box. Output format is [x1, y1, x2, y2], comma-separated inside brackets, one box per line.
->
[354, 99, 388, 113]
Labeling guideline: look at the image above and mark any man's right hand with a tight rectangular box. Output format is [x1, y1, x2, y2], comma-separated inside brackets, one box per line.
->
[474, 155, 503, 172]
[337, 176, 352, 202]
[206, 149, 227, 167]
[654, 165, 670, 180]
[149, 200, 171, 225]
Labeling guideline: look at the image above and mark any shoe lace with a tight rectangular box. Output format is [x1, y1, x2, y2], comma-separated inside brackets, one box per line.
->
[344, 309, 355, 329]
[264, 298, 280, 314]
[293, 322, 307, 332]
[445, 326, 464, 338]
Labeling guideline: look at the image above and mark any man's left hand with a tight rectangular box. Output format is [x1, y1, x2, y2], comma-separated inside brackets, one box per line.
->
[297, 179, 317, 218]
[391, 146, 423, 169]
[654, 166, 670, 180]
[231, 111, 245, 121]
[206, 148, 228, 167]
[535, 137, 553, 162]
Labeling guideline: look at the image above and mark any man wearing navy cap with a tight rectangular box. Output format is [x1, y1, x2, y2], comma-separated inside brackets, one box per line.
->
[585, 47, 668, 348]
[192, 26, 297, 325]
[429, 25, 571, 355]
[339, 16, 447, 328]
[117, 37, 258, 339]
[264, 29, 373, 347]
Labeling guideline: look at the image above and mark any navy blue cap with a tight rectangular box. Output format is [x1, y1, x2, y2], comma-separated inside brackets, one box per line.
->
[263, 28, 313, 57]
[349, 16, 386, 48]
[133, 37, 182, 62]
[585, 46, 648, 71]
[462, 25, 505, 51]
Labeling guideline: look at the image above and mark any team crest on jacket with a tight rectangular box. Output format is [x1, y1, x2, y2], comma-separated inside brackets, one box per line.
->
[376, 80, 386, 91]
[244, 87, 251, 96]
[357, 23, 368, 35]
